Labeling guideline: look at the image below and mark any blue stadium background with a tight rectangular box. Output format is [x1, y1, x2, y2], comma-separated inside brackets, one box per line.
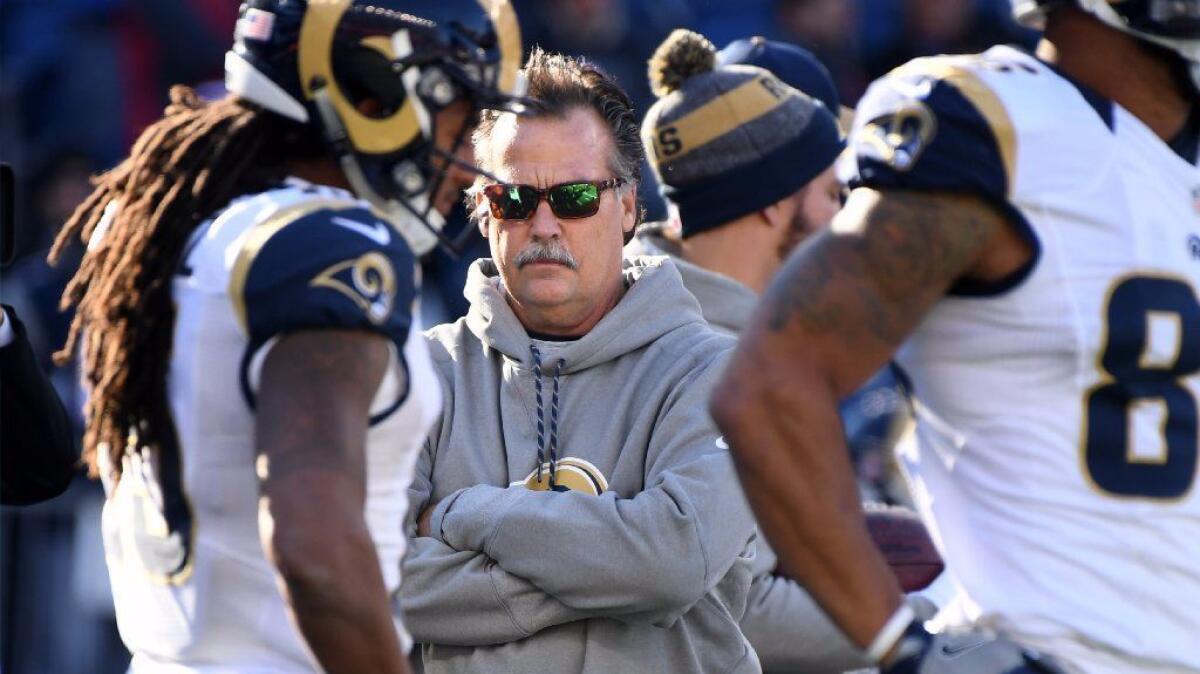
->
[0, 1, 1034, 671]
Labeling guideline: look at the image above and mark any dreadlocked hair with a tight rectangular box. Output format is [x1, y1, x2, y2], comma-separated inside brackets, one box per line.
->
[50, 85, 297, 481]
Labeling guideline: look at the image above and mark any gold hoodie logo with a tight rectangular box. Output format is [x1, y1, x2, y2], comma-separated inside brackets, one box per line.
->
[512, 457, 609, 495]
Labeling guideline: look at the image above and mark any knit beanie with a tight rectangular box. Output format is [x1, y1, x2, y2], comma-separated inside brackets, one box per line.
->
[718, 36, 841, 116]
[642, 30, 844, 239]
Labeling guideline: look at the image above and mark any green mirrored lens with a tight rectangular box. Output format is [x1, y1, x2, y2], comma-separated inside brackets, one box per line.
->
[497, 184, 537, 219]
[550, 183, 599, 217]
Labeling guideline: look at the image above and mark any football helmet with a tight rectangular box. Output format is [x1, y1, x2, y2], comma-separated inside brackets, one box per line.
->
[1014, 1, 1200, 91]
[225, 0, 527, 255]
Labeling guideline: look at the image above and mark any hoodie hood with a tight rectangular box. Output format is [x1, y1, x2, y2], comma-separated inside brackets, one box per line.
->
[625, 225, 759, 335]
[462, 256, 708, 374]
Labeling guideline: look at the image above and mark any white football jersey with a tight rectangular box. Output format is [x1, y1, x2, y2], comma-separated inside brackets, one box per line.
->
[99, 178, 441, 672]
[843, 46, 1200, 674]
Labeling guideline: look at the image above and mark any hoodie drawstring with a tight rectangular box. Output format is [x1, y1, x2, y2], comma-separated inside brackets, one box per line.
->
[530, 344, 565, 489]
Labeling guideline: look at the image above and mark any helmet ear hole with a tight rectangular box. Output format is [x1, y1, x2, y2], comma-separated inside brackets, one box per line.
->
[333, 45, 408, 119]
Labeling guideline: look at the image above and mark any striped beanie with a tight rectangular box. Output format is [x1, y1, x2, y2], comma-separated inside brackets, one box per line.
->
[642, 30, 843, 239]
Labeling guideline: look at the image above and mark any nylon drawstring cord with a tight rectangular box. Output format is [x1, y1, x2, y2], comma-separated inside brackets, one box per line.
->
[529, 344, 565, 489]
[531, 345, 547, 484]
[548, 358, 564, 486]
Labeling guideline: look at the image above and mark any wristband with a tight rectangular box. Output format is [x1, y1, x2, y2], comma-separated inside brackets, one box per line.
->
[866, 602, 915, 664]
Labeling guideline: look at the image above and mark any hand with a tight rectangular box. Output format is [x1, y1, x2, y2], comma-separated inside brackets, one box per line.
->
[416, 501, 438, 538]
[882, 623, 1066, 674]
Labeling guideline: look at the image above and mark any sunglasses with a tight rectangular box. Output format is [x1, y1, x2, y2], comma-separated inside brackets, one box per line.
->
[482, 178, 625, 220]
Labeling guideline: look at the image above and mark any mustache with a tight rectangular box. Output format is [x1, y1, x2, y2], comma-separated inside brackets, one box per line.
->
[514, 240, 579, 270]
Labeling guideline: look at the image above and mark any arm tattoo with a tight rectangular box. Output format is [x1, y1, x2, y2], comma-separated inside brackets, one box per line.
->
[256, 330, 391, 483]
[765, 189, 1000, 344]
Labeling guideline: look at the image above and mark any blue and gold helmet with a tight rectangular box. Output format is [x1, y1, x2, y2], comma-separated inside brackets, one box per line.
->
[1015, 1, 1200, 90]
[225, 0, 526, 254]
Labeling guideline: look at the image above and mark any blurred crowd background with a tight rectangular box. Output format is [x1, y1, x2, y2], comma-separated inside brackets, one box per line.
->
[0, 1, 1034, 671]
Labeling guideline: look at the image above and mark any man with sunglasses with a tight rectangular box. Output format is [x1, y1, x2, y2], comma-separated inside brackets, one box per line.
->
[398, 47, 760, 674]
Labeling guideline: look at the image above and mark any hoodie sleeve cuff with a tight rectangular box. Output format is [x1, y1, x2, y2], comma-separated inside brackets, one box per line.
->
[427, 488, 468, 544]
[437, 484, 530, 553]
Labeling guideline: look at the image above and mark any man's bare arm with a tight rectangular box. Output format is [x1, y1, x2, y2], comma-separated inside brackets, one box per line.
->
[257, 329, 410, 674]
[711, 187, 1021, 653]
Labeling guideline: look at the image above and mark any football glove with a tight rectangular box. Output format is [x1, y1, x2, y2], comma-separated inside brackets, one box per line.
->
[882, 621, 1067, 674]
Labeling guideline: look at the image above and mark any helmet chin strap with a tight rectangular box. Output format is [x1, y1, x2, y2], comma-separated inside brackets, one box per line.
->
[1188, 61, 1200, 98]
[311, 86, 442, 256]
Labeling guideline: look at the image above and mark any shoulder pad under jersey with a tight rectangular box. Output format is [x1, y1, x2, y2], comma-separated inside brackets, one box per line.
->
[228, 200, 417, 351]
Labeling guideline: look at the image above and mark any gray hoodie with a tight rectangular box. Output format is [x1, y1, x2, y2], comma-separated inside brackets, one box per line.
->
[400, 256, 760, 674]
[627, 227, 870, 674]
[624, 225, 757, 338]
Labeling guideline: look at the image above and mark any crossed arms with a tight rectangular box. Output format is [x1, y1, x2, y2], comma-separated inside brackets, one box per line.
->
[399, 357, 756, 646]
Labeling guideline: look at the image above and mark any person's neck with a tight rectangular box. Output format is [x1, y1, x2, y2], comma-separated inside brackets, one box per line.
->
[679, 215, 779, 295]
[1040, 8, 1192, 143]
[287, 158, 352, 191]
[509, 278, 626, 339]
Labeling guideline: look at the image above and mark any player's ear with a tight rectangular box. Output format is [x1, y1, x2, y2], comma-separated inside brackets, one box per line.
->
[619, 183, 637, 235]
[474, 191, 489, 237]
[760, 197, 794, 232]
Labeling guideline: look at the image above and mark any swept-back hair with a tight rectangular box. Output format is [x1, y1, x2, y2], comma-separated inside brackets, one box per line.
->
[468, 47, 645, 229]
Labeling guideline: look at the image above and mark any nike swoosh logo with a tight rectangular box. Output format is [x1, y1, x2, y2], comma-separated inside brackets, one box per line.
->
[940, 638, 990, 657]
[715, 436, 729, 450]
[331, 216, 391, 246]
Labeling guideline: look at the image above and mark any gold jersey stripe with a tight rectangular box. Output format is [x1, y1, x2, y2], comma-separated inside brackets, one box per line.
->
[894, 58, 1017, 193]
[228, 199, 361, 334]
